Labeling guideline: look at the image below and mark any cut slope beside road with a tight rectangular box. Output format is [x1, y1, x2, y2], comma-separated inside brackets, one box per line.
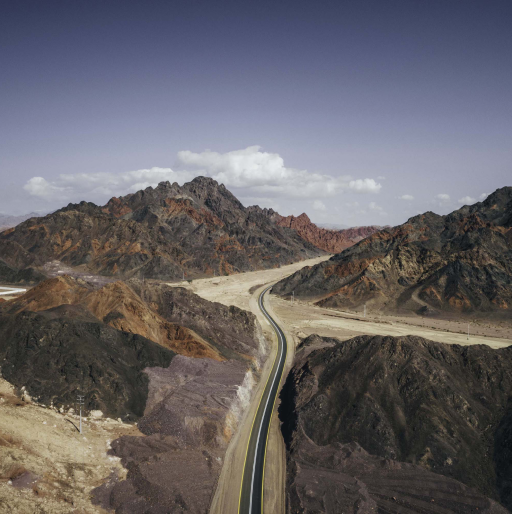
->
[238, 287, 287, 513]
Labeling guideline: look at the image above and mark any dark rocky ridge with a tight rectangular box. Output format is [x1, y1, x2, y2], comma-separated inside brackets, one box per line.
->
[0, 177, 323, 281]
[0, 275, 260, 420]
[0, 305, 175, 420]
[93, 356, 252, 513]
[131, 280, 259, 361]
[273, 186, 512, 316]
[279, 334, 512, 512]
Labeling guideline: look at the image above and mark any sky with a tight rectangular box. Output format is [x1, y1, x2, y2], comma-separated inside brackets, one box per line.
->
[1, 0, 511, 227]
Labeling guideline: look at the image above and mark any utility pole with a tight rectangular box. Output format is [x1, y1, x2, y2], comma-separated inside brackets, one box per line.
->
[292, 291, 294, 305]
[77, 395, 84, 434]
[364, 304, 367, 318]
[467, 323, 470, 340]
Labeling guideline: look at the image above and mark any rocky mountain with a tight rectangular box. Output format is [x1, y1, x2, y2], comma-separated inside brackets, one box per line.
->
[273, 186, 512, 315]
[0, 305, 175, 420]
[0, 177, 322, 282]
[0, 274, 262, 512]
[280, 334, 512, 512]
[274, 212, 381, 253]
[0, 275, 260, 419]
[249, 207, 382, 254]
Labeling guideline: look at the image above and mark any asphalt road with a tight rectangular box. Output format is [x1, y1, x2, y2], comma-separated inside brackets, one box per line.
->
[238, 285, 288, 514]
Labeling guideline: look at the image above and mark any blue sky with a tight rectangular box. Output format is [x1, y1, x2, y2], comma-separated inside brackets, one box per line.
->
[1, 0, 510, 226]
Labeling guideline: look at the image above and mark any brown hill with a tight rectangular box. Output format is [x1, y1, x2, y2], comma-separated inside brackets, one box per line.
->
[4, 276, 219, 360]
[274, 212, 381, 253]
[0, 275, 259, 418]
[3, 276, 259, 361]
[279, 334, 512, 512]
[273, 186, 512, 315]
[0, 177, 322, 282]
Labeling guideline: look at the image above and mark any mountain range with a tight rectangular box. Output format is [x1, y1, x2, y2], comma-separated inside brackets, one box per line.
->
[0, 212, 44, 232]
[273, 186, 512, 316]
[0, 177, 383, 284]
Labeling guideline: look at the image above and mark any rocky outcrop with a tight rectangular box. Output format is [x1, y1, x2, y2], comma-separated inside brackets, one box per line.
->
[93, 356, 256, 512]
[131, 280, 261, 361]
[4, 275, 260, 362]
[279, 334, 512, 512]
[273, 186, 512, 315]
[0, 305, 175, 420]
[274, 212, 381, 253]
[0, 274, 261, 420]
[0, 177, 322, 281]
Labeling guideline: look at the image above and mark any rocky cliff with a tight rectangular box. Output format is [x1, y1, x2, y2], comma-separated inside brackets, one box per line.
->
[273, 186, 512, 315]
[280, 334, 512, 512]
[0, 177, 322, 281]
[248, 206, 382, 254]
[274, 212, 381, 253]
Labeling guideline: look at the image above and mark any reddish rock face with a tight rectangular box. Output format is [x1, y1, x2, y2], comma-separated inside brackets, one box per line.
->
[274, 212, 381, 253]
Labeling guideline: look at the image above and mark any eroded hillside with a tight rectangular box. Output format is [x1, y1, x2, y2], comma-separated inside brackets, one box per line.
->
[273, 186, 512, 316]
[280, 334, 512, 512]
[0, 177, 323, 282]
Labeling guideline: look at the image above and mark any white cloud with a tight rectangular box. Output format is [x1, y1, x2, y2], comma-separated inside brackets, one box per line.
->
[23, 146, 383, 205]
[399, 194, 414, 201]
[369, 202, 383, 211]
[436, 193, 450, 202]
[377, 176, 386, 180]
[458, 196, 476, 205]
[348, 178, 382, 194]
[23, 167, 194, 203]
[312, 200, 326, 211]
[23, 177, 71, 201]
[479, 193, 488, 200]
[177, 146, 381, 198]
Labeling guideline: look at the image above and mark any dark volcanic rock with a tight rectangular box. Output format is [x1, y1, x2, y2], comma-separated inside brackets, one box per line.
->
[132, 281, 260, 361]
[0, 305, 175, 419]
[93, 356, 251, 513]
[286, 437, 508, 514]
[0, 177, 322, 281]
[280, 334, 512, 512]
[273, 186, 512, 316]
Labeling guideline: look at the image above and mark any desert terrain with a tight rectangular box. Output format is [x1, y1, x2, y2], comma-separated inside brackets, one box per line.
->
[177, 256, 512, 513]
[0, 378, 139, 514]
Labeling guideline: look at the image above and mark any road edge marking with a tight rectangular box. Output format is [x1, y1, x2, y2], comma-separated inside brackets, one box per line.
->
[237, 286, 280, 514]
[260, 292, 287, 514]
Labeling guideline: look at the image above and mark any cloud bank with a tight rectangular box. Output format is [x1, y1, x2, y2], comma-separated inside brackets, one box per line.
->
[23, 146, 382, 206]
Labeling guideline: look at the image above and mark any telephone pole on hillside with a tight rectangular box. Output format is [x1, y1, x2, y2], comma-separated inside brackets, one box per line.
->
[77, 395, 84, 434]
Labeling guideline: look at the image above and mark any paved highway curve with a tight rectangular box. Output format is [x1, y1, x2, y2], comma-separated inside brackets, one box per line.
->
[238, 285, 288, 514]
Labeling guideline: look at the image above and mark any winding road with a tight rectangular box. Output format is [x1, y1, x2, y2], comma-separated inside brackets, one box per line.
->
[238, 285, 288, 514]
